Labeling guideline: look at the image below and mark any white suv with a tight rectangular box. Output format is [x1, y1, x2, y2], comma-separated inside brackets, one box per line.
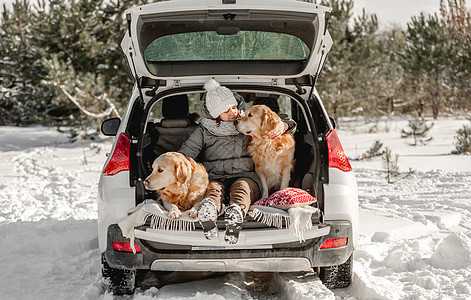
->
[98, 0, 358, 295]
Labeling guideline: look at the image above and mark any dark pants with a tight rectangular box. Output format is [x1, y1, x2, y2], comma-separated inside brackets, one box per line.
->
[205, 178, 260, 216]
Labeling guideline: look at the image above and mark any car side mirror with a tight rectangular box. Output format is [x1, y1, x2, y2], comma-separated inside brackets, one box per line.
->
[329, 116, 336, 129]
[101, 117, 121, 136]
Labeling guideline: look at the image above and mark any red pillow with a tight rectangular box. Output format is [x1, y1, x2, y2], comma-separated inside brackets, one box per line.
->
[252, 188, 317, 210]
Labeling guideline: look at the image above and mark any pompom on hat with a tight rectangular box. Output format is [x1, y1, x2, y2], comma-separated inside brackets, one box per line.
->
[204, 79, 238, 119]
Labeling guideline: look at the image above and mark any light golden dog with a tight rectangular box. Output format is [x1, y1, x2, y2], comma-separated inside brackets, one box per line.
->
[235, 105, 295, 198]
[144, 152, 209, 219]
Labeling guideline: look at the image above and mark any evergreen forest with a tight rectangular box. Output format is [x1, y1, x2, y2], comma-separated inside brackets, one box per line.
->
[1, 0, 470, 129]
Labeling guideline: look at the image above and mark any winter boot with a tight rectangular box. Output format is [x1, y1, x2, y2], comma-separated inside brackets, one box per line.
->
[198, 198, 219, 240]
[224, 204, 244, 244]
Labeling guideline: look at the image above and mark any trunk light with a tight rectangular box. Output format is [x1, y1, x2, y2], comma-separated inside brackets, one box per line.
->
[113, 242, 142, 253]
[320, 237, 348, 249]
[326, 130, 352, 172]
[103, 133, 130, 175]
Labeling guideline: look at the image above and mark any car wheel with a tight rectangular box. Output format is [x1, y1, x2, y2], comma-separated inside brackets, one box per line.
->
[101, 255, 136, 295]
[318, 254, 353, 289]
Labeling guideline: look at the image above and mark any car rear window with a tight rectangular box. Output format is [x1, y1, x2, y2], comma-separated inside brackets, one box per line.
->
[144, 31, 309, 64]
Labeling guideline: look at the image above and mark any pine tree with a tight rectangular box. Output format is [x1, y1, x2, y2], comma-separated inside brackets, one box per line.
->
[373, 28, 406, 117]
[382, 147, 414, 183]
[32, 0, 129, 127]
[440, 0, 471, 112]
[453, 114, 471, 154]
[313, 1, 400, 120]
[0, 0, 54, 125]
[361, 140, 384, 160]
[440, 0, 471, 38]
[1, 0, 150, 128]
[401, 13, 457, 119]
[401, 113, 434, 146]
[313, 0, 357, 120]
[383, 148, 400, 184]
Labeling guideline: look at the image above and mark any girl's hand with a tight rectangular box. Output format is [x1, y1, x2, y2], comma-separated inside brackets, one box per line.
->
[268, 122, 288, 139]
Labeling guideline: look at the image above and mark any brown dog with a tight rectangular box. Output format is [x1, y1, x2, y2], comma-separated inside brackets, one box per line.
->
[235, 105, 295, 198]
[144, 152, 209, 219]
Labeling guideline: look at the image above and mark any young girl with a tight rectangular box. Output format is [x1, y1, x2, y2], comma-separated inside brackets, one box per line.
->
[178, 79, 289, 244]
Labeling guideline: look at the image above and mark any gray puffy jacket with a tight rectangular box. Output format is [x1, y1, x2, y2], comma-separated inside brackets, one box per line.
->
[178, 125, 261, 185]
[178, 95, 262, 191]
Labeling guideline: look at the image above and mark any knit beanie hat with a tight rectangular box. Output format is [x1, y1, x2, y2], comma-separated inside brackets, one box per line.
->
[204, 79, 238, 119]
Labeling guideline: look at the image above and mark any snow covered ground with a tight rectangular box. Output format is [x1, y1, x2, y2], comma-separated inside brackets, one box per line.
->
[0, 116, 470, 299]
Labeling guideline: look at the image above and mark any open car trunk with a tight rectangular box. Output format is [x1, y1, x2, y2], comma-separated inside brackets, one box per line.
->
[121, 85, 331, 252]
[116, 0, 335, 254]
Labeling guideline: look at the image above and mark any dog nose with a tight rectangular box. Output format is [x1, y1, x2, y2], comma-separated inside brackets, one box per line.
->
[233, 120, 238, 126]
[143, 179, 149, 186]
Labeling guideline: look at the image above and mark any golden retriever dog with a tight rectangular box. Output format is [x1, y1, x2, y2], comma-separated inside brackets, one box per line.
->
[144, 152, 209, 219]
[235, 105, 295, 198]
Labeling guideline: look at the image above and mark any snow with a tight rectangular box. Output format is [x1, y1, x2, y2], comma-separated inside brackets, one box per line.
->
[0, 117, 470, 299]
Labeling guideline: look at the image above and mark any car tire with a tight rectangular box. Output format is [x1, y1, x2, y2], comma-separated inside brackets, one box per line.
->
[101, 255, 136, 295]
[318, 254, 353, 289]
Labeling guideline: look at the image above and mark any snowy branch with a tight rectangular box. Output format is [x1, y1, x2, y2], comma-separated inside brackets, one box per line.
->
[58, 85, 120, 119]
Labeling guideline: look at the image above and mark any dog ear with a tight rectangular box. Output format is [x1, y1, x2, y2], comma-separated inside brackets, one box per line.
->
[261, 108, 279, 134]
[175, 158, 191, 184]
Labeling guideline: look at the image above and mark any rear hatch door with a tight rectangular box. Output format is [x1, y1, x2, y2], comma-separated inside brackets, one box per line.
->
[121, 0, 332, 81]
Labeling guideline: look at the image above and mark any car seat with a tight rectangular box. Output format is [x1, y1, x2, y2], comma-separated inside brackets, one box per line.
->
[153, 94, 198, 156]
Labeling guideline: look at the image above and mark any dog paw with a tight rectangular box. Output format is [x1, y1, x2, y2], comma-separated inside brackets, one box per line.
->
[188, 207, 198, 219]
[169, 209, 182, 219]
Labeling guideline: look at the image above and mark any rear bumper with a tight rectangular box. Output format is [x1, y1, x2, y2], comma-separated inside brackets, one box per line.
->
[104, 220, 353, 272]
[150, 257, 313, 272]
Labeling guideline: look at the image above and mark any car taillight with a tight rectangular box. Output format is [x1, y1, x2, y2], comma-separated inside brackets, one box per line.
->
[320, 237, 348, 249]
[103, 133, 130, 175]
[113, 241, 142, 253]
[326, 130, 352, 172]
